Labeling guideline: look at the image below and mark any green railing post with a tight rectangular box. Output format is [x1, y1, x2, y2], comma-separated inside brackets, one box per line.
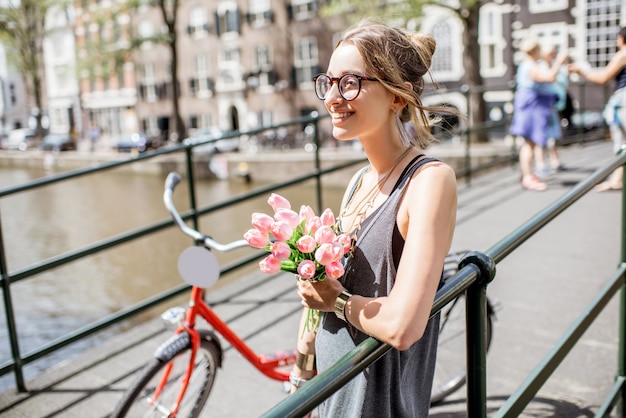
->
[183, 146, 200, 232]
[0, 212, 26, 391]
[460, 251, 496, 418]
[615, 148, 626, 417]
[461, 84, 471, 186]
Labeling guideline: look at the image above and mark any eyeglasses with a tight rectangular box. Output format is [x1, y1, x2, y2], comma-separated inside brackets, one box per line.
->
[313, 73, 380, 101]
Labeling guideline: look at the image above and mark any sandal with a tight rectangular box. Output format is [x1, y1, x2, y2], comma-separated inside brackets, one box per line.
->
[522, 175, 547, 191]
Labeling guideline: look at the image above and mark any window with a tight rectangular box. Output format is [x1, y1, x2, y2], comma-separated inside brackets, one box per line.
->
[421, 10, 464, 82]
[138, 21, 153, 50]
[216, 2, 240, 37]
[294, 37, 318, 88]
[217, 47, 243, 91]
[291, 0, 317, 21]
[253, 45, 275, 91]
[188, 7, 209, 37]
[581, 0, 622, 68]
[142, 63, 157, 103]
[431, 21, 453, 73]
[248, 0, 272, 28]
[192, 55, 213, 98]
[529, 0, 568, 14]
[529, 22, 568, 56]
[479, 5, 506, 77]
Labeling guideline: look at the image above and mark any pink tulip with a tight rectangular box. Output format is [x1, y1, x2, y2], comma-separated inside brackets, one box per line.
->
[314, 225, 336, 244]
[315, 242, 337, 266]
[335, 233, 352, 254]
[325, 260, 345, 279]
[299, 205, 315, 223]
[244, 228, 269, 249]
[251, 212, 274, 233]
[271, 221, 294, 242]
[306, 216, 322, 235]
[268, 193, 291, 212]
[274, 208, 300, 229]
[297, 260, 317, 279]
[320, 208, 336, 226]
[259, 255, 281, 274]
[270, 241, 291, 261]
[297, 235, 317, 253]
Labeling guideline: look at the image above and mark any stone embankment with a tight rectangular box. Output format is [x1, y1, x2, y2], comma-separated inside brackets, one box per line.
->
[0, 139, 516, 185]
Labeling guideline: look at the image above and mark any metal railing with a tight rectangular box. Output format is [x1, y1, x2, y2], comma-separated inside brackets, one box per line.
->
[0, 106, 514, 393]
[0, 81, 619, 415]
[262, 149, 626, 418]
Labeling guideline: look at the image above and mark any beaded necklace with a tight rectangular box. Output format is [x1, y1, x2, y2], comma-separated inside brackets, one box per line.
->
[337, 146, 412, 236]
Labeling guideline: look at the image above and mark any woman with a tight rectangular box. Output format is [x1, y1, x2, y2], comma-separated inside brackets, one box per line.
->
[509, 38, 569, 191]
[570, 27, 626, 192]
[289, 18, 458, 417]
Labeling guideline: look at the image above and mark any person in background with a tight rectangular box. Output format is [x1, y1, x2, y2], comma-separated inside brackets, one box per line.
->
[570, 26, 626, 192]
[289, 18, 458, 417]
[535, 45, 569, 176]
[509, 38, 569, 191]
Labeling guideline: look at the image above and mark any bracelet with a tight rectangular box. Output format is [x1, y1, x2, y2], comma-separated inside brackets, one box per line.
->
[289, 371, 310, 388]
[295, 350, 316, 371]
[334, 290, 352, 322]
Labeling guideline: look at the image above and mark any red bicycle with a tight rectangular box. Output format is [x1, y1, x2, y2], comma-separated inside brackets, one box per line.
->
[111, 172, 296, 418]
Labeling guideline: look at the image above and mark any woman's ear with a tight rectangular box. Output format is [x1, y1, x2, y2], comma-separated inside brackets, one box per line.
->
[391, 82, 412, 111]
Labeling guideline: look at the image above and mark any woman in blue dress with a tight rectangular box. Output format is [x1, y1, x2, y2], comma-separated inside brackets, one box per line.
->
[510, 38, 569, 191]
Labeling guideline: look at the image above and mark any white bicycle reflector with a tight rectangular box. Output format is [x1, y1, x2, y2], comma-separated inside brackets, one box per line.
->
[177, 246, 220, 288]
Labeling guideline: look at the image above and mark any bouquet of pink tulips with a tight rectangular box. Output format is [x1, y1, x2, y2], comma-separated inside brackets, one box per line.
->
[244, 193, 351, 332]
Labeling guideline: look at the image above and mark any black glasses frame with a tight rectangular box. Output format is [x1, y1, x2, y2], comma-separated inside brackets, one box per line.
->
[312, 73, 380, 101]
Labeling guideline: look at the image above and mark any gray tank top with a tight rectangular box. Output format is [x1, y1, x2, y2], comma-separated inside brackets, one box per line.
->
[315, 155, 441, 418]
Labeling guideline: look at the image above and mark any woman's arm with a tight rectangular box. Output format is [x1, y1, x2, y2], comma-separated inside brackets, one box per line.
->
[572, 50, 626, 85]
[530, 53, 569, 83]
[297, 161, 457, 350]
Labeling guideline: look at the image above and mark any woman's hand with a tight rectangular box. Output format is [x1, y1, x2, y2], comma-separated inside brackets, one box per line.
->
[296, 277, 345, 312]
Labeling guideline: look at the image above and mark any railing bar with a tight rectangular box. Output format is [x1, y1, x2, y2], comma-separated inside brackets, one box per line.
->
[595, 376, 626, 418]
[0, 251, 266, 372]
[261, 263, 481, 417]
[487, 152, 626, 265]
[493, 265, 626, 418]
[0, 113, 331, 199]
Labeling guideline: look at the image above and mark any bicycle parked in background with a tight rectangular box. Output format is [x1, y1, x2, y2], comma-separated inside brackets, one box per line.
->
[111, 172, 497, 417]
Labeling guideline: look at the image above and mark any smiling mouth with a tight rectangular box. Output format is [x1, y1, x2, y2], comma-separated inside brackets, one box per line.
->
[332, 112, 352, 119]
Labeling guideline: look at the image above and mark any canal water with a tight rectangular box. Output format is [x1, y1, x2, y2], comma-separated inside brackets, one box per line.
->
[0, 163, 347, 392]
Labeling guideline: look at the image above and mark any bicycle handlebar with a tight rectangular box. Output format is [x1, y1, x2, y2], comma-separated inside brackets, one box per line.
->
[164, 172, 249, 252]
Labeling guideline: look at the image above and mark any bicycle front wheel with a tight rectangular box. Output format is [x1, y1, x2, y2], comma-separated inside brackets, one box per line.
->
[112, 332, 221, 418]
[431, 294, 493, 405]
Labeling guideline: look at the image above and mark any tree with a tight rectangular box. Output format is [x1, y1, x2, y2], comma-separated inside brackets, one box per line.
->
[77, 0, 186, 141]
[0, 0, 50, 137]
[150, 0, 185, 140]
[321, 0, 489, 143]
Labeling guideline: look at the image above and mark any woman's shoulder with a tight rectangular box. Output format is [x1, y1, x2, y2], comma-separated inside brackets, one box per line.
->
[408, 157, 456, 191]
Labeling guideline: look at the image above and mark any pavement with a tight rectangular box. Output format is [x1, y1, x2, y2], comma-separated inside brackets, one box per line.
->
[0, 137, 623, 417]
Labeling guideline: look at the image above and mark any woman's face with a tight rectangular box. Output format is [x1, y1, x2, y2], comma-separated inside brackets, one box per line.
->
[324, 43, 396, 142]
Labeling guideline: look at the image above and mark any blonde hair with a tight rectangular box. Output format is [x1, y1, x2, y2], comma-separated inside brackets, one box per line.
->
[337, 18, 459, 148]
[520, 38, 540, 55]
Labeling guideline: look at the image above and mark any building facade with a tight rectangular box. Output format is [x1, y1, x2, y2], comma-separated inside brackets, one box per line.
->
[38, 0, 626, 144]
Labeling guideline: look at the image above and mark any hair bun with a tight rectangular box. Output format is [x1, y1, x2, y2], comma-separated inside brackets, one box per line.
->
[407, 32, 436, 76]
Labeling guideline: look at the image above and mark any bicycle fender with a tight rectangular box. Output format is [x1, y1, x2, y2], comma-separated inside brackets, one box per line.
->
[199, 330, 224, 367]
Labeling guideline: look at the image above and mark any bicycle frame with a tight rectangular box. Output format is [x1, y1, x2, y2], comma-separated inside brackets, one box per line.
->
[150, 272, 296, 416]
